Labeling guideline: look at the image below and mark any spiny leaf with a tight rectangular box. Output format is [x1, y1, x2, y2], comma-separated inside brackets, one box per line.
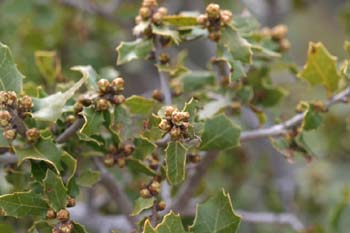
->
[131, 197, 154, 216]
[72, 222, 88, 233]
[165, 141, 187, 185]
[0, 192, 49, 218]
[28, 221, 52, 233]
[43, 170, 67, 211]
[14, 140, 63, 173]
[151, 25, 181, 45]
[200, 114, 241, 150]
[71, 65, 99, 90]
[143, 220, 157, 233]
[298, 42, 341, 93]
[156, 211, 186, 233]
[189, 189, 241, 233]
[127, 158, 157, 176]
[182, 71, 215, 92]
[133, 136, 156, 160]
[32, 69, 87, 122]
[116, 39, 153, 65]
[0, 42, 24, 93]
[80, 107, 105, 137]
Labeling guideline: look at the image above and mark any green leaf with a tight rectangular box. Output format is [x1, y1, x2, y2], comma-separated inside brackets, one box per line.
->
[116, 39, 153, 65]
[220, 25, 253, 64]
[0, 128, 10, 148]
[199, 95, 231, 120]
[76, 169, 100, 188]
[71, 65, 99, 90]
[72, 222, 88, 233]
[143, 220, 157, 233]
[182, 98, 198, 122]
[298, 42, 341, 93]
[131, 197, 154, 216]
[34, 50, 61, 86]
[165, 141, 187, 185]
[156, 211, 186, 233]
[61, 152, 77, 184]
[133, 136, 156, 160]
[0, 192, 49, 218]
[43, 169, 67, 211]
[127, 158, 157, 176]
[14, 140, 63, 173]
[125, 95, 156, 115]
[29, 221, 52, 233]
[302, 103, 323, 131]
[163, 15, 198, 27]
[32, 70, 87, 121]
[182, 71, 215, 92]
[0, 224, 13, 233]
[31, 161, 49, 181]
[0, 42, 24, 93]
[189, 189, 241, 233]
[200, 114, 241, 150]
[151, 24, 181, 45]
[80, 107, 105, 137]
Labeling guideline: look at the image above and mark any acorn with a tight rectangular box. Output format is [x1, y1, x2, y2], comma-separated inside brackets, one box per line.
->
[74, 102, 84, 113]
[149, 158, 159, 170]
[116, 157, 126, 168]
[0, 91, 7, 105]
[97, 79, 110, 93]
[279, 38, 291, 52]
[157, 7, 168, 16]
[152, 89, 164, 102]
[208, 31, 221, 42]
[3, 129, 16, 141]
[220, 10, 232, 25]
[112, 95, 126, 105]
[95, 98, 110, 111]
[149, 180, 160, 194]
[65, 115, 75, 125]
[66, 197, 76, 208]
[139, 7, 151, 20]
[57, 209, 70, 222]
[0, 110, 11, 127]
[158, 119, 171, 131]
[142, 0, 158, 8]
[111, 77, 125, 93]
[260, 27, 271, 38]
[140, 188, 152, 198]
[197, 14, 208, 26]
[135, 15, 142, 24]
[57, 221, 74, 233]
[206, 3, 220, 19]
[47, 209, 56, 219]
[170, 127, 181, 139]
[271, 24, 288, 41]
[171, 111, 183, 126]
[152, 12, 163, 25]
[123, 143, 135, 155]
[104, 154, 115, 168]
[19, 95, 33, 111]
[156, 200, 166, 211]
[78, 95, 92, 107]
[6, 91, 17, 106]
[164, 106, 176, 119]
[188, 154, 201, 163]
[26, 128, 40, 142]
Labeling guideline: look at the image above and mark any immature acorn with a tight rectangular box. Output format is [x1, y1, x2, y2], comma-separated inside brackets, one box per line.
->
[116, 157, 126, 168]
[57, 221, 74, 233]
[3, 129, 16, 141]
[123, 143, 135, 155]
[140, 188, 152, 198]
[0, 110, 11, 127]
[95, 98, 110, 111]
[158, 119, 171, 131]
[112, 95, 126, 105]
[0, 91, 7, 105]
[170, 127, 181, 139]
[104, 154, 115, 168]
[46, 209, 56, 219]
[271, 24, 288, 41]
[152, 89, 164, 102]
[78, 95, 92, 107]
[65, 115, 75, 125]
[57, 209, 70, 222]
[156, 200, 166, 211]
[220, 10, 232, 25]
[139, 7, 151, 20]
[26, 128, 40, 142]
[5, 91, 17, 106]
[66, 197, 76, 208]
[197, 14, 208, 26]
[142, 0, 158, 8]
[74, 102, 84, 113]
[152, 12, 163, 25]
[97, 79, 110, 93]
[19, 95, 33, 111]
[164, 106, 176, 119]
[157, 7, 168, 16]
[206, 3, 220, 19]
[149, 180, 161, 194]
[111, 77, 125, 92]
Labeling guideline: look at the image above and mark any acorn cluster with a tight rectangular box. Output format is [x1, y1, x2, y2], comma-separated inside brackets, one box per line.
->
[140, 177, 161, 198]
[74, 77, 125, 114]
[103, 142, 135, 168]
[49, 197, 76, 233]
[261, 24, 290, 52]
[145, 154, 160, 171]
[197, 3, 233, 42]
[158, 106, 190, 140]
[134, 0, 169, 37]
[152, 89, 164, 102]
[0, 91, 34, 142]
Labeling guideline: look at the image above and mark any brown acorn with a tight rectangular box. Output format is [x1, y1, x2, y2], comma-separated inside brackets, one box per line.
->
[57, 209, 70, 222]
[157, 7, 168, 16]
[149, 180, 160, 194]
[19, 95, 33, 111]
[104, 154, 115, 168]
[197, 14, 208, 26]
[111, 77, 125, 93]
[142, 0, 158, 8]
[170, 127, 181, 139]
[164, 106, 176, 119]
[123, 143, 135, 155]
[116, 157, 126, 168]
[95, 98, 110, 111]
[3, 129, 16, 141]
[152, 12, 163, 25]
[220, 10, 232, 25]
[47, 209, 56, 219]
[152, 89, 164, 102]
[65, 115, 75, 125]
[74, 102, 84, 113]
[66, 197, 76, 208]
[97, 79, 110, 93]
[57, 221, 74, 233]
[6, 91, 17, 106]
[139, 7, 151, 20]
[158, 119, 171, 131]
[0, 110, 11, 127]
[26, 128, 40, 142]
[156, 200, 166, 211]
[140, 188, 152, 198]
[271, 24, 288, 41]
[206, 3, 220, 19]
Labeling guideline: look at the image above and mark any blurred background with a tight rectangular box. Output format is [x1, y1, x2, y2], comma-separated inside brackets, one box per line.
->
[0, 0, 350, 232]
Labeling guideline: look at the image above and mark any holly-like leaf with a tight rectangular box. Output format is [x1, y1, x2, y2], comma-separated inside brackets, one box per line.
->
[0, 192, 49, 218]
[0, 223, 13, 233]
[156, 211, 186, 233]
[43, 170, 67, 211]
[72, 222, 88, 233]
[298, 42, 341, 93]
[76, 169, 100, 188]
[133, 137, 156, 160]
[199, 95, 231, 120]
[61, 152, 77, 185]
[200, 114, 241, 150]
[143, 220, 157, 233]
[80, 107, 105, 137]
[151, 25, 181, 45]
[182, 97, 198, 122]
[32, 68, 88, 122]
[220, 25, 253, 64]
[302, 103, 323, 131]
[125, 95, 156, 115]
[182, 71, 215, 92]
[35, 51, 61, 87]
[165, 141, 187, 185]
[0, 42, 24, 93]
[127, 158, 157, 176]
[29, 221, 52, 233]
[189, 189, 241, 233]
[14, 140, 63, 173]
[71, 65, 99, 90]
[131, 197, 154, 216]
[116, 39, 153, 65]
[163, 15, 198, 27]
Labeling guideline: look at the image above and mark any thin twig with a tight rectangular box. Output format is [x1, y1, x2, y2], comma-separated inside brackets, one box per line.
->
[56, 117, 85, 144]
[93, 158, 136, 228]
